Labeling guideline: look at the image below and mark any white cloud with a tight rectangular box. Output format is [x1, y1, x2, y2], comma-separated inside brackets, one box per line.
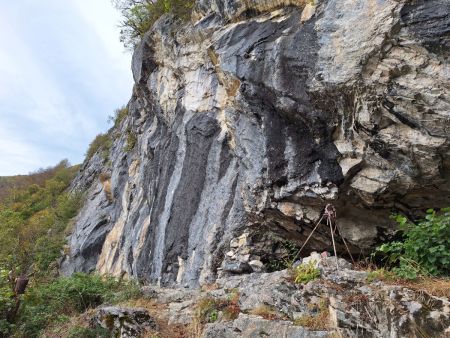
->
[0, 1, 134, 175]
[0, 125, 48, 175]
[70, 0, 129, 63]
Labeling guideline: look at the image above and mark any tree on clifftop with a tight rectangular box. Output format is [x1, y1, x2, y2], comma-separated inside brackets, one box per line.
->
[112, 0, 195, 50]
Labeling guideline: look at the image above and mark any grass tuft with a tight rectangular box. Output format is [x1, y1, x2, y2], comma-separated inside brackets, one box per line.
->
[293, 260, 321, 284]
[293, 299, 330, 330]
[249, 304, 282, 320]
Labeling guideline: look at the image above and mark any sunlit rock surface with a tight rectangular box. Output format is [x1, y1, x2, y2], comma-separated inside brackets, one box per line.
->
[61, 0, 450, 287]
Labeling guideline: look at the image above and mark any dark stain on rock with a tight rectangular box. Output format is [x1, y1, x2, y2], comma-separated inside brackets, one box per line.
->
[161, 113, 220, 283]
[401, 0, 450, 56]
[218, 136, 233, 181]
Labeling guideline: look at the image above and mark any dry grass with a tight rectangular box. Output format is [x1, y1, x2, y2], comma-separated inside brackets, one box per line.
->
[120, 297, 159, 310]
[342, 293, 370, 308]
[229, 0, 314, 23]
[327, 331, 344, 338]
[397, 277, 450, 299]
[366, 268, 397, 282]
[249, 304, 282, 320]
[353, 259, 379, 272]
[293, 299, 330, 330]
[64, 218, 77, 236]
[98, 172, 111, 183]
[189, 297, 222, 338]
[200, 283, 219, 292]
[40, 309, 96, 338]
[317, 279, 345, 293]
[101, 181, 113, 203]
[98, 172, 114, 202]
[43, 297, 188, 338]
[366, 268, 450, 299]
[188, 292, 240, 338]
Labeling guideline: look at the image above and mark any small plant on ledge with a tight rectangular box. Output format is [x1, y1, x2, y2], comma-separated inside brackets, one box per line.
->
[293, 260, 321, 284]
[125, 129, 137, 152]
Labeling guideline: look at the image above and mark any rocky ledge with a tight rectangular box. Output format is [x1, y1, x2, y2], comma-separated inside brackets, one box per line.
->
[81, 255, 450, 337]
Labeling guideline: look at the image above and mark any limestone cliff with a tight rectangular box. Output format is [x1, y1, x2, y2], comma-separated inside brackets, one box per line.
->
[61, 0, 450, 287]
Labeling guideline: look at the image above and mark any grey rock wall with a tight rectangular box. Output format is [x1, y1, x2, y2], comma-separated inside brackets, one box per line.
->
[61, 0, 450, 287]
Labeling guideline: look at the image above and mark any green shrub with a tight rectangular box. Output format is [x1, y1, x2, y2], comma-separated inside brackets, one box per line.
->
[366, 268, 397, 283]
[85, 133, 112, 162]
[0, 163, 83, 336]
[18, 273, 142, 337]
[294, 261, 321, 284]
[195, 298, 221, 324]
[67, 325, 110, 338]
[375, 208, 450, 279]
[0, 269, 15, 337]
[109, 106, 129, 128]
[109, 279, 143, 304]
[33, 237, 64, 274]
[114, 0, 195, 49]
[54, 191, 83, 223]
[0, 163, 80, 277]
[194, 292, 240, 327]
[266, 239, 299, 272]
[125, 129, 137, 152]
[34, 193, 83, 276]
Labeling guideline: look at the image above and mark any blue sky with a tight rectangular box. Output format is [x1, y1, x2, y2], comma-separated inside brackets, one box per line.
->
[0, 0, 134, 175]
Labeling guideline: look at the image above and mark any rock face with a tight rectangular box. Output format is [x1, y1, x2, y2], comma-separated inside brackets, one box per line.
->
[130, 256, 450, 337]
[61, 0, 450, 287]
[91, 306, 158, 338]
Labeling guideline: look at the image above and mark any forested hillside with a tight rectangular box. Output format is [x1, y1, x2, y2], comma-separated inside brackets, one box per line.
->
[0, 161, 143, 338]
[0, 164, 68, 203]
[0, 161, 80, 335]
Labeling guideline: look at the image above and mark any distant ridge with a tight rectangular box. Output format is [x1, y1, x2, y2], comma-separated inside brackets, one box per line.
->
[0, 160, 78, 202]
